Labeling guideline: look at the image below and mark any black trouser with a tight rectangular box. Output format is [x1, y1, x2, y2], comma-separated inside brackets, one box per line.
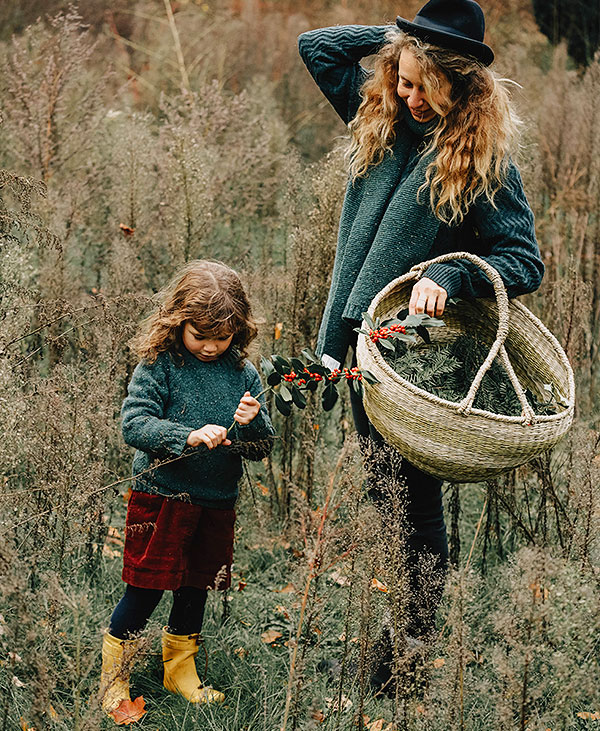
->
[109, 585, 208, 640]
[348, 369, 448, 639]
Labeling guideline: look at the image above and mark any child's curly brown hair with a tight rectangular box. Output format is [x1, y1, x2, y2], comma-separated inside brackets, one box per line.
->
[131, 260, 258, 368]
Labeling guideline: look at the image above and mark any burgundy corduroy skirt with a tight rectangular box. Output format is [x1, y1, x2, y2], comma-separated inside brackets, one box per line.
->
[122, 490, 235, 591]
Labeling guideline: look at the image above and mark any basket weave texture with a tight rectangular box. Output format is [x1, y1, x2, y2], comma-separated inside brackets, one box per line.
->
[356, 252, 575, 482]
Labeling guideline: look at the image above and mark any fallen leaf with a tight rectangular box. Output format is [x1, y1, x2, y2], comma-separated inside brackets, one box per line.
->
[274, 322, 283, 340]
[13, 675, 25, 688]
[234, 646, 248, 659]
[107, 527, 124, 545]
[529, 581, 549, 601]
[432, 657, 445, 669]
[19, 720, 35, 731]
[577, 711, 600, 720]
[367, 719, 385, 731]
[48, 704, 59, 720]
[311, 709, 325, 722]
[237, 580, 247, 592]
[256, 481, 269, 496]
[371, 578, 388, 593]
[119, 223, 135, 237]
[274, 604, 290, 620]
[261, 629, 282, 644]
[325, 694, 352, 712]
[330, 569, 351, 586]
[102, 544, 121, 559]
[109, 696, 146, 726]
[274, 582, 295, 594]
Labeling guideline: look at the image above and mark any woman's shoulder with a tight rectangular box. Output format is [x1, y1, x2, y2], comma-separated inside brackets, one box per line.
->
[472, 157, 529, 214]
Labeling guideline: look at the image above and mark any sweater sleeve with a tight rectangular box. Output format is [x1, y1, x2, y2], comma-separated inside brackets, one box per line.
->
[230, 364, 276, 461]
[424, 162, 544, 300]
[298, 25, 391, 124]
[121, 357, 191, 457]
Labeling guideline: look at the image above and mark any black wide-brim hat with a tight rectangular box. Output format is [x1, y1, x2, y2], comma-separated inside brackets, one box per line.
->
[396, 0, 494, 66]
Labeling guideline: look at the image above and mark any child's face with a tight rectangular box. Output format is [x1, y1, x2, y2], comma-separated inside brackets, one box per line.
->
[182, 322, 234, 362]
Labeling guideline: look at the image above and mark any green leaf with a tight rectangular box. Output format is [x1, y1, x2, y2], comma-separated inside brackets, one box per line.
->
[291, 386, 307, 409]
[305, 379, 319, 393]
[322, 383, 339, 411]
[300, 348, 318, 363]
[351, 378, 362, 395]
[402, 314, 428, 328]
[272, 355, 291, 374]
[275, 392, 292, 416]
[382, 318, 404, 327]
[361, 370, 379, 385]
[353, 327, 370, 336]
[307, 363, 327, 377]
[362, 312, 375, 330]
[267, 371, 282, 386]
[291, 357, 305, 373]
[378, 339, 395, 351]
[390, 331, 414, 343]
[279, 383, 293, 402]
[260, 355, 275, 377]
[416, 325, 431, 344]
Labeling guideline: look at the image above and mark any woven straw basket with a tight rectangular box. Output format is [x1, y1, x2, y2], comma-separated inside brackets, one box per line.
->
[356, 252, 575, 482]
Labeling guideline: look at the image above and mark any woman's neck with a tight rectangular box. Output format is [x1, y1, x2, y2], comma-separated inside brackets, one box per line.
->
[400, 103, 437, 137]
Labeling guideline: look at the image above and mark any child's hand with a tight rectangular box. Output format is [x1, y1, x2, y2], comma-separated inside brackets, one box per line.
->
[234, 391, 261, 425]
[186, 425, 232, 449]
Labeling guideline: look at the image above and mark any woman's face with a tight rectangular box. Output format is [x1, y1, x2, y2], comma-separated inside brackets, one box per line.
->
[397, 48, 448, 123]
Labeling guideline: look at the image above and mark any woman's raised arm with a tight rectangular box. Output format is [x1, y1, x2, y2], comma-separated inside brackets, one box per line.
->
[298, 25, 389, 124]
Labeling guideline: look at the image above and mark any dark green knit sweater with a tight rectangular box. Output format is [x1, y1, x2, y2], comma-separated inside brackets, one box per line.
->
[298, 25, 544, 364]
[121, 348, 275, 508]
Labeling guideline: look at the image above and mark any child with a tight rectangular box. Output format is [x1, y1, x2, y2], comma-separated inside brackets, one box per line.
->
[99, 260, 274, 720]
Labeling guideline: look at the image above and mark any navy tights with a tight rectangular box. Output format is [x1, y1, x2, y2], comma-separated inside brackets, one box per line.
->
[109, 585, 208, 640]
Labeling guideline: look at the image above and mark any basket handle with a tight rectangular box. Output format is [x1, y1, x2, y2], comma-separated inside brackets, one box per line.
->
[409, 252, 536, 424]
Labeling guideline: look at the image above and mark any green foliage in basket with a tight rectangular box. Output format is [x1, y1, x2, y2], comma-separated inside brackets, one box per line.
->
[375, 330, 560, 417]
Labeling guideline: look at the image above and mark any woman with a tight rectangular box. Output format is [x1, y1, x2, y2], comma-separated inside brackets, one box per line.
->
[298, 0, 544, 694]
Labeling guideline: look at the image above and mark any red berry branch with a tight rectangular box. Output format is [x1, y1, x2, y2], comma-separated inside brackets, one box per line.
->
[355, 310, 445, 351]
[259, 349, 378, 416]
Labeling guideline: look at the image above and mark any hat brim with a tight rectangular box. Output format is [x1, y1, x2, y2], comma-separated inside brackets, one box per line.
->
[395, 16, 494, 66]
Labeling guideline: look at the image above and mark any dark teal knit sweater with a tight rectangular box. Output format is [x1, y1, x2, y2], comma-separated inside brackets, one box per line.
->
[121, 348, 274, 508]
[298, 25, 544, 364]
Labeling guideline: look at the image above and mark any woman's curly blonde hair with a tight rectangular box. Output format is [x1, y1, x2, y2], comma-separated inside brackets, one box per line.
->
[348, 31, 520, 225]
[131, 260, 258, 368]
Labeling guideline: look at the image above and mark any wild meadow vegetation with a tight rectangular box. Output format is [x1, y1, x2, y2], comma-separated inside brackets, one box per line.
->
[0, 1, 599, 729]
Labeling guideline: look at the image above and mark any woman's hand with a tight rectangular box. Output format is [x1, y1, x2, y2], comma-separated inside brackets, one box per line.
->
[186, 425, 231, 449]
[234, 391, 261, 425]
[409, 277, 448, 317]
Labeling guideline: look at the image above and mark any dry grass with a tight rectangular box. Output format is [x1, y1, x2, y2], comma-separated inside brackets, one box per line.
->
[0, 3, 599, 729]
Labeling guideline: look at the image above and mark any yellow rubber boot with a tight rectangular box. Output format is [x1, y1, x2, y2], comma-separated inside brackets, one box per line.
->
[162, 628, 225, 704]
[99, 632, 138, 715]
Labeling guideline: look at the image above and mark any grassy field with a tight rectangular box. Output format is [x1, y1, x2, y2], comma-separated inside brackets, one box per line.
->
[1, 2, 599, 729]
